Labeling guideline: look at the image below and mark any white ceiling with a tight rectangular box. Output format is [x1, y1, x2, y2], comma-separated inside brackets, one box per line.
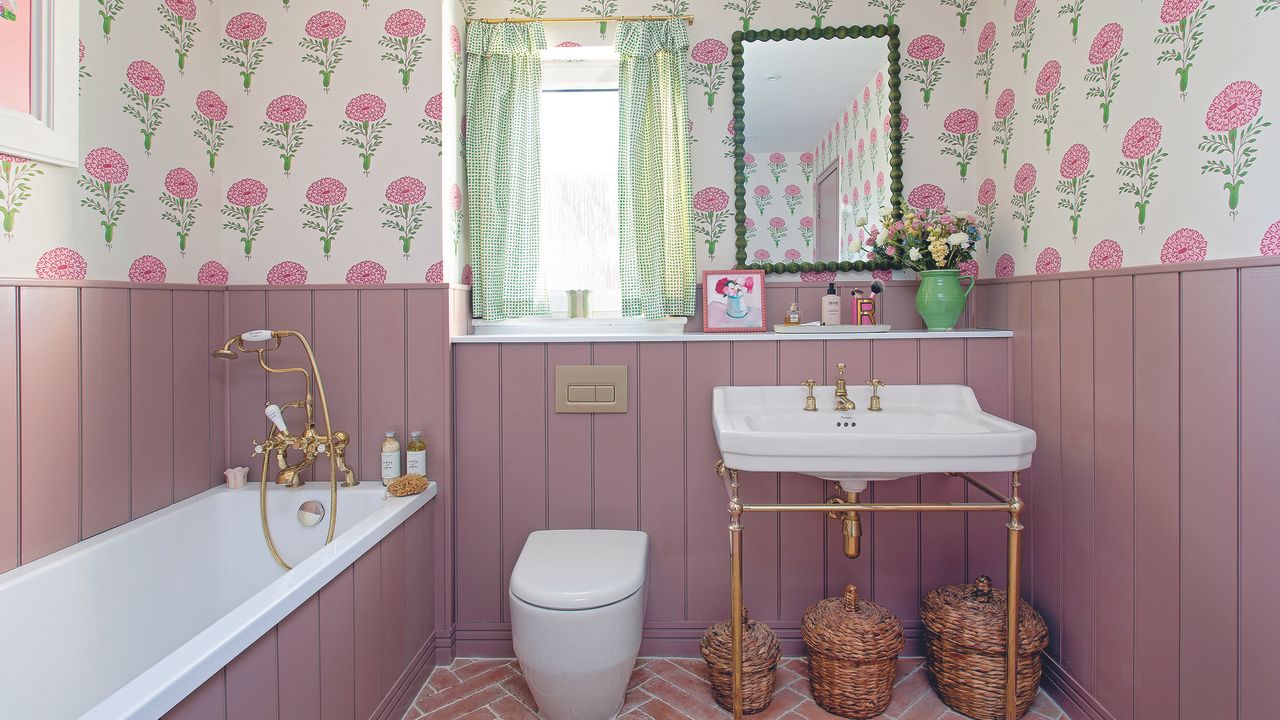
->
[741, 37, 889, 153]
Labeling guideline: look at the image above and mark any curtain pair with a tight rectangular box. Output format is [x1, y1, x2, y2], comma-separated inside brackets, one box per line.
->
[465, 19, 696, 321]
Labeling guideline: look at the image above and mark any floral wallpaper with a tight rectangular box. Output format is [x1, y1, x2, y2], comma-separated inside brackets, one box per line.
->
[740, 151, 816, 266]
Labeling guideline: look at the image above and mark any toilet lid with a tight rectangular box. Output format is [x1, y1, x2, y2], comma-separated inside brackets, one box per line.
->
[510, 530, 649, 611]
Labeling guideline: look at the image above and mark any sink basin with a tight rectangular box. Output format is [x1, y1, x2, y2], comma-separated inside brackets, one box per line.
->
[712, 384, 1036, 492]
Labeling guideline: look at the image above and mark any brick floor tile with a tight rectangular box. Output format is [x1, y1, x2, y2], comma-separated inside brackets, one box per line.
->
[454, 708, 498, 720]
[648, 659, 717, 702]
[498, 675, 537, 713]
[454, 659, 515, 681]
[489, 694, 538, 720]
[421, 685, 507, 720]
[637, 696, 701, 720]
[1030, 690, 1064, 719]
[786, 699, 846, 720]
[416, 671, 514, 717]
[895, 686, 949, 720]
[774, 665, 803, 690]
[641, 676, 727, 720]
[883, 668, 932, 717]
[620, 707, 655, 720]
[752, 688, 806, 720]
[426, 667, 461, 693]
[629, 663, 657, 690]
[623, 684, 655, 713]
[667, 657, 713, 683]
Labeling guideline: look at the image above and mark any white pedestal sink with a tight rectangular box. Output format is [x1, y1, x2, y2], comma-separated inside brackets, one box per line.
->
[712, 384, 1036, 493]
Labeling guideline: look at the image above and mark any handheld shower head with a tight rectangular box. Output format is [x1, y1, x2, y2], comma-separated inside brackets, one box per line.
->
[213, 330, 277, 360]
[212, 338, 239, 360]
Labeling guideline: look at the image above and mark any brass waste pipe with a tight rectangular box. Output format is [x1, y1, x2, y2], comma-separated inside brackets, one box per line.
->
[826, 490, 862, 558]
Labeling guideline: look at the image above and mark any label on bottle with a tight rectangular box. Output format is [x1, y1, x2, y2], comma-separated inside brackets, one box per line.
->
[381, 451, 401, 484]
[407, 450, 427, 476]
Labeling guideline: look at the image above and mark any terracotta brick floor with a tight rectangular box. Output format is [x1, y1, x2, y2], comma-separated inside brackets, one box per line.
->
[403, 657, 1069, 720]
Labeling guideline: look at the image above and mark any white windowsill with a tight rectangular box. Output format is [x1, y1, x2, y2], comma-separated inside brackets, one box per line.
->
[454, 327, 1013, 344]
[470, 316, 689, 337]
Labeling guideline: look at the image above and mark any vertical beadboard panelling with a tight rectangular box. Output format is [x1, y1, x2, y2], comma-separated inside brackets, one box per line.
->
[1131, 272, 1181, 720]
[637, 343, 687, 625]
[869, 340, 920, 620]
[1058, 278, 1095, 686]
[358, 291, 406, 483]
[319, 565, 356, 720]
[18, 287, 80, 563]
[264, 291, 314, 483]
[380, 526, 407, 689]
[207, 292, 226, 487]
[683, 342, 732, 622]
[0, 287, 16, 572]
[1238, 267, 1280, 720]
[1178, 270, 1239, 719]
[918, 339, 968, 594]
[225, 291, 267, 471]
[406, 506, 432, 658]
[1092, 276, 1135, 720]
[80, 288, 132, 537]
[225, 629, 279, 720]
[311, 290, 360, 477]
[1029, 282, 1062, 654]
[591, 343, 640, 531]
[278, 596, 322, 720]
[975, 282, 1008, 329]
[172, 291, 211, 500]
[163, 671, 226, 720]
[354, 546, 383, 718]
[1005, 283, 1034, 603]
[545, 343, 592, 529]
[822, 341, 872, 598]
[731, 341, 780, 620]
[964, 336, 1015, 589]
[453, 344, 502, 624]
[130, 290, 175, 517]
[499, 343, 547, 623]
[776, 341, 827, 620]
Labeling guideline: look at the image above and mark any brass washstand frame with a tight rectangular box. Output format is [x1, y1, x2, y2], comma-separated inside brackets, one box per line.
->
[715, 461, 1025, 720]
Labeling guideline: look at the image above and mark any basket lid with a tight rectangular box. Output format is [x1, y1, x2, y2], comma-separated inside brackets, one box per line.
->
[920, 576, 1049, 655]
[801, 585, 904, 661]
[700, 607, 782, 670]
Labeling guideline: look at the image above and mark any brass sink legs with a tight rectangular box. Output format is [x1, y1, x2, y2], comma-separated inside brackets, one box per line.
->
[718, 463, 1025, 720]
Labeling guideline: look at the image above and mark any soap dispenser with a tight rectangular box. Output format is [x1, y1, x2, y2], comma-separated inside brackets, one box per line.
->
[821, 282, 842, 325]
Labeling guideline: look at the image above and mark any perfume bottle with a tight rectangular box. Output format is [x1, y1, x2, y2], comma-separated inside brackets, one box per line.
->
[784, 303, 802, 325]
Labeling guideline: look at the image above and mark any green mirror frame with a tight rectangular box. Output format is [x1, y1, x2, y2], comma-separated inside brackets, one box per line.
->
[731, 24, 907, 274]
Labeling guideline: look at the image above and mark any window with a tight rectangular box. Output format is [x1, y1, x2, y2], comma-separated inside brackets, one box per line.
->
[540, 47, 621, 317]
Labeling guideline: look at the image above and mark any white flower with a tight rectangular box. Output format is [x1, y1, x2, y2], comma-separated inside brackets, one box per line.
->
[947, 232, 968, 246]
[878, 205, 893, 217]
[856, 216, 869, 228]
[908, 247, 922, 261]
[874, 234, 888, 247]
[951, 209, 972, 220]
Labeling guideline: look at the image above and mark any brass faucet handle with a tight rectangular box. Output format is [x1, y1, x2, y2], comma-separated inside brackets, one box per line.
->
[801, 380, 819, 412]
[867, 379, 885, 412]
[837, 362, 847, 377]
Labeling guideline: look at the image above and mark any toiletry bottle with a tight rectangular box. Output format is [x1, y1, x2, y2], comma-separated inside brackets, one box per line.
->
[821, 282, 842, 325]
[381, 431, 401, 485]
[406, 431, 427, 476]
[785, 303, 802, 325]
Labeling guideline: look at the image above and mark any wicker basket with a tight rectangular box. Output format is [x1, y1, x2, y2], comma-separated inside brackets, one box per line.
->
[801, 585, 905, 719]
[700, 608, 782, 715]
[920, 576, 1050, 720]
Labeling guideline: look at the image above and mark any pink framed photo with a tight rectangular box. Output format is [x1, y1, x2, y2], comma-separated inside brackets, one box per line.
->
[703, 269, 766, 333]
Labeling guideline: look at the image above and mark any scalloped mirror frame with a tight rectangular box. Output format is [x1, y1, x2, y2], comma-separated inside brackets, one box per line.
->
[731, 24, 906, 275]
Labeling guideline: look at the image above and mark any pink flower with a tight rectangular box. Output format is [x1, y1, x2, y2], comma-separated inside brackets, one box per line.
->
[850, 188, 858, 203]
[265, 95, 307, 124]
[1014, 0, 1037, 24]
[227, 178, 268, 207]
[1089, 23, 1124, 65]
[691, 38, 729, 65]
[386, 176, 426, 205]
[754, 249, 770, 262]
[870, 128, 879, 147]
[79, 39, 85, 64]
[196, 90, 228, 121]
[306, 177, 347, 206]
[978, 178, 997, 205]
[1059, 144, 1091, 179]
[769, 217, 786, 230]
[197, 261, 229, 285]
[35, 248, 87, 280]
[863, 87, 871, 105]
[876, 72, 884, 91]
[225, 12, 267, 41]
[385, 9, 426, 38]
[1035, 61, 1061, 96]
[744, 218, 756, 230]
[944, 108, 979, 135]
[784, 249, 801, 261]
[1206, 81, 1264, 132]
[877, 172, 885, 190]
[995, 88, 1016, 120]
[449, 25, 461, 55]
[863, 180, 872, 197]
[908, 184, 946, 211]
[305, 11, 346, 40]
[556, 41, 582, 48]
[450, 184, 463, 212]
[978, 22, 997, 54]
[126, 60, 165, 96]
[800, 271, 837, 284]
[743, 152, 755, 165]
[424, 93, 443, 121]
[857, 139, 866, 158]
[800, 216, 814, 229]
[346, 260, 387, 285]
[267, 261, 308, 285]
[164, 168, 199, 199]
[1035, 248, 1061, 275]
[694, 187, 730, 213]
[424, 261, 445, 283]
[346, 93, 387, 122]
[164, 0, 196, 22]
[872, 269, 894, 283]
[128, 255, 168, 284]
[1014, 163, 1038, 194]
[769, 152, 786, 165]
[784, 184, 802, 198]
[0, 153, 30, 164]
[995, 254, 1015, 278]
[957, 260, 979, 277]
[1261, 221, 1280, 256]
[461, 265, 473, 286]
[800, 151, 814, 165]
[84, 147, 130, 184]
[1160, 228, 1207, 264]
[753, 185, 770, 198]
[1088, 240, 1124, 270]
[1121, 118, 1163, 159]
[907, 35, 945, 61]
[847, 148, 855, 164]
[1160, 0, 1204, 24]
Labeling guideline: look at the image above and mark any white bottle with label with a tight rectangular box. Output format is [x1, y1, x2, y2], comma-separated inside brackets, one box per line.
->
[406, 431, 427, 476]
[821, 282, 842, 325]
[381, 431, 401, 485]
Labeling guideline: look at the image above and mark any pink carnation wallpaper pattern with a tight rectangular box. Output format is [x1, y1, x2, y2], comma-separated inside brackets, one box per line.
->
[1, 1, 1277, 282]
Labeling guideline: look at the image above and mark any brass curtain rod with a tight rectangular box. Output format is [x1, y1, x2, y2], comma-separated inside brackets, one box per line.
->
[475, 15, 693, 25]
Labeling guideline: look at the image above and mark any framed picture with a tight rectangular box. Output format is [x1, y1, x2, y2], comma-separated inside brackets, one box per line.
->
[0, 0, 79, 167]
[703, 269, 767, 333]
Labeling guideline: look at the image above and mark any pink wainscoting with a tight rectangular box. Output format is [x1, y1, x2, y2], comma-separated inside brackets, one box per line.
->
[451, 335, 1016, 658]
[163, 504, 438, 720]
[970, 257, 1280, 720]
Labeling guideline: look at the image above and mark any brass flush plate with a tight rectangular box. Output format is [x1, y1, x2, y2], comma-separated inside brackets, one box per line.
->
[555, 365, 628, 414]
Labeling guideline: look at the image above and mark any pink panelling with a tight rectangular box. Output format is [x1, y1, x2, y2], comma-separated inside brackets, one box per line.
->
[1058, 279, 1095, 686]
[546, 343, 592, 530]
[776, 342, 826, 620]
[499, 343, 547, 624]
[0, 287, 16, 572]
[380, 525, 407, 688]
[162, 671, 225, 720]
[358, 291, 407, 485]
[265, 291, 314, 483]
[964, 337, 1015, 589]
[1029, 281, 1062, 654]
[821, 341, 872, 600]
[354, 546, 383, 718]
[226, 629, 279, 720]
[732, 340, 781, 620]
[637, 343, 688, 625]
[683, 342, 732, 622]
[869, 341, 920, 623]
[319, 566, 356, 720]
[173, 291, 212, 500]
[919, 340, 967, 594]
[207, 294, 226, 490]
[592, 343, 640, 531]
[130, 290, 175, 517]
[278, 596, 322, 720]
[80, 288, 132, 537]
[454, 344, 502, 625]
[225, 291, 266, 471]
[311, 290, 361, 477]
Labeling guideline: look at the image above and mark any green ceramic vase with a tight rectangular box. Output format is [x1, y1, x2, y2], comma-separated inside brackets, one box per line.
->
[915, 270, 975, 331]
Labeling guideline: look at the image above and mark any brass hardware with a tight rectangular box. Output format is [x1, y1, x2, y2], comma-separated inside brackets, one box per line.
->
[833, 363, 855, 411]
[825, 490, 862, 558]
[477, 14, 693, 25]
[801, 380, 819, 412]
[867, 379, 885, 412]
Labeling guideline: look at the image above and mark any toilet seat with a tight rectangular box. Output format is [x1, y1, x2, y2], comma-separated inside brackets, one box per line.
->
[510, 529, 648, 610]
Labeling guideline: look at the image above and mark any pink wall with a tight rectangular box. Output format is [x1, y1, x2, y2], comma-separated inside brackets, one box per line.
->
[971, 256, 1280, 720]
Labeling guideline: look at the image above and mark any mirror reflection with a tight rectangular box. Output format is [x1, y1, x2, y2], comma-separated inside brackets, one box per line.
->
[740, 35, 898, 268]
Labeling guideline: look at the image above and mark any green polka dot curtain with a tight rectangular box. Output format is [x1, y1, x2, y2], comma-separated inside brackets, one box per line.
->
[615, 20, 696, 319]
[466, 22, 549, 320]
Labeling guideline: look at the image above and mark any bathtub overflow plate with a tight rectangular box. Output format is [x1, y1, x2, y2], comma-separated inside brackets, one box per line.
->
[298, 500, 326, 528]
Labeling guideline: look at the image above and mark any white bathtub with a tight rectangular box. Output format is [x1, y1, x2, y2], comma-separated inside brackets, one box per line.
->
[0, 481, 435, 720]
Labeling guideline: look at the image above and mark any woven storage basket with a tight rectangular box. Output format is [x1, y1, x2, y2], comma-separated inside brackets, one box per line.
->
[921, 575, 1050, 720]
[801, 584, 905, 719]
[700, 608, 782, 714]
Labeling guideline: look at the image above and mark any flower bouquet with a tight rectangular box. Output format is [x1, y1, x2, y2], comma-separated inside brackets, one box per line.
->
[863, 206, 982, 331]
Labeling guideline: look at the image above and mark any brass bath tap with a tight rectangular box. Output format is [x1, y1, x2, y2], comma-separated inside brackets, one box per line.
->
[833, 363, 855, 411]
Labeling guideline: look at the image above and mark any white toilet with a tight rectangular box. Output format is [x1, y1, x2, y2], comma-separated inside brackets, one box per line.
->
[509, 529, 649, 720]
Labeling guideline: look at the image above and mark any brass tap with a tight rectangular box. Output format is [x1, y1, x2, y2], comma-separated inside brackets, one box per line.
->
[833, 363, 855, 411]
[801, 380, 819, 411]
[867, 379, 885, 412]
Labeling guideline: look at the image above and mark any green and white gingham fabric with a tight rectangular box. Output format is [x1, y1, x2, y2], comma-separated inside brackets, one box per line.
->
[466, 22, 549, 320]
[615, 20, 697, 319]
